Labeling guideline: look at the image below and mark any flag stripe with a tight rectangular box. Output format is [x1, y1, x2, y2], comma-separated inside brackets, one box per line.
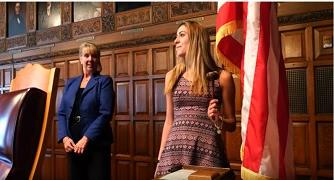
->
[243, 2, 270, 172]
[260, 3, 280, 177]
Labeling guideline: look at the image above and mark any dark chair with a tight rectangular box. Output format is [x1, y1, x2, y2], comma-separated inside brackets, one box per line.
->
[0, 63, 59, 179]
[0, 88, 46, 179]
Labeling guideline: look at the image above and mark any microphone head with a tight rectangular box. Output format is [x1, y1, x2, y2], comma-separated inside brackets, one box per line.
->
[206, 71, 219, 81]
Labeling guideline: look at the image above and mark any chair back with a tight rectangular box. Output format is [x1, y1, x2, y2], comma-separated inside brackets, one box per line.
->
[0, 88, 46, 179]
[10, 63, 59, 180]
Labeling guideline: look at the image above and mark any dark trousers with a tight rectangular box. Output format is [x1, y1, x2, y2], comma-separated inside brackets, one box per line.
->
[68, 144, 111, 180]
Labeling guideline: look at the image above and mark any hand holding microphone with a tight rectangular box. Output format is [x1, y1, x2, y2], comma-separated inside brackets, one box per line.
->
[206, 70, 224, 134]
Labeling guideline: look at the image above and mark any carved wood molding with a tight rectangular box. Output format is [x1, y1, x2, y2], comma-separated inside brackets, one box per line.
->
[152, 4, 168, 24]
[6, 35, 27, 50]
[169, 2, 216, 21]
[116, 6, 151, 30]
[0, 3, 5, 38]
[102, 3, 115, 33]
[103, 2, 114, 16]
[27, 32, 36, 47]
[36, 27, 61, 45]
[72, 18, 101, 37]
[61, 24, 72, 41]
[278, 9, 333, 25]
[0, 39, 5, 53]
[102, 15, 115, 33]
[2, 26, 216, 65]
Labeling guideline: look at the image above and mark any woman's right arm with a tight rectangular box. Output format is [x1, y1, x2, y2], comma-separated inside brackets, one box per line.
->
[157, 72, 174, 160]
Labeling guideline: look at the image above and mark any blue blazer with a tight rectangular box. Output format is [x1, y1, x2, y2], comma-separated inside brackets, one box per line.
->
[57, 74, 114, 145]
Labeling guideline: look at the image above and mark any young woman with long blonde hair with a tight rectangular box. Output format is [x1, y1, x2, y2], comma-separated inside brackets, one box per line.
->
[155, 21, 236, 176]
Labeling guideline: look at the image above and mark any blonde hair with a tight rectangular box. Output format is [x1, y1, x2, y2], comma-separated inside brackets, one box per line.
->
[79, 42, 102, 73]
[165, 21, 220, 95]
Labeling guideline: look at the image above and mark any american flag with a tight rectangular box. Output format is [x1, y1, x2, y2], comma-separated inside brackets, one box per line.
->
[216, 2, 295, 179]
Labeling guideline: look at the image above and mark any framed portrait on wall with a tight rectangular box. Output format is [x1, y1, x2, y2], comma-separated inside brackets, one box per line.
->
[37, 2, 61, 30]
[73, 2, 102, 22]
[7, 2, 26, 37]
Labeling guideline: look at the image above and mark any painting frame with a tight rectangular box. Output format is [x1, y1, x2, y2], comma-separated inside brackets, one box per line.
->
[7, 2, 27, 37]
[73, 2, 102, 22]
[37, 2, 61, 30]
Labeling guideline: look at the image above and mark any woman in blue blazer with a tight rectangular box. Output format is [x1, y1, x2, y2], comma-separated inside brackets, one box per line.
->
[57, 42, 114, 180]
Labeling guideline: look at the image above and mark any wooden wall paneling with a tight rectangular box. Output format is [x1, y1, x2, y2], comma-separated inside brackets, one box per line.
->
[40, 154, 52, 180]
[40, 126, 54, 180]
[4, 68, 12, 87]
[225, 123, 242, 169]
[148, 58, 154, 166]
[55, 86, 64, 118]
[153, 79, 166, 116]
[0, 64, 12, 94]
[135, 162, 152, 180]
[153, 121, 164, 159]
[274, 17, 333, 179]
[152, 47, 170, 75]
[134, 121, 150, 156]
[305, 25, 318, 179]
[54, 154, 68, 179]
[133, 50, 149, 76]
[114, 76, 133, 179]
[293, 122, 310, 174]
[116, 82, 130, 115]
[68, 59, 81, 78]
[110, 52, 116, 77]
[134, 80, 149, 117]
[100, 55, 112, 75]
[314, 26, 333, 60]
[54, 61, 66, 84]
[281, 29, 306, 62]
[116, 121, 131, 155]
[116, 160, 131, 180]
[153, 79, 165, 160]
[115, 52, 131, 77]
[169, 44, 175, 70]
[316, 122, 333, 173]
[54, 117, 65, 151]
[0, 69, 2, 88]
[133, 79, 151, 169]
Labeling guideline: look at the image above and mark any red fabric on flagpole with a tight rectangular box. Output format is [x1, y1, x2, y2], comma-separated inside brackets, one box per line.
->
[243, 2, 271, 172]
[216, 2, 294, 179]
[216, 2, 243, 33]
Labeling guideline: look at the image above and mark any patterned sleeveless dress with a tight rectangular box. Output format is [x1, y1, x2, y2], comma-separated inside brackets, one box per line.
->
[155, 76, 230, 176]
